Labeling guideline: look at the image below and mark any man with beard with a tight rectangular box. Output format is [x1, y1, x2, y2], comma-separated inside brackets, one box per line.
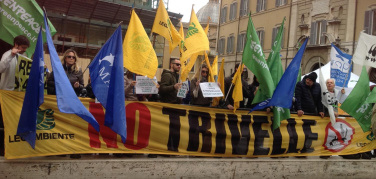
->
[159, 58, 182, 104]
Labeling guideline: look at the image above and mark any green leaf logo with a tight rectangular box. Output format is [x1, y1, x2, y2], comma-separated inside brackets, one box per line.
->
[185, 22, 199, 39]
[36, 109, 55, 130]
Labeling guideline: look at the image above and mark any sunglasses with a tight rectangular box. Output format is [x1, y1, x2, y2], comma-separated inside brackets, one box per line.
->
[66, 55, 76, 59]
[201, 70, 209, 74]
[173, 63, 181, 66]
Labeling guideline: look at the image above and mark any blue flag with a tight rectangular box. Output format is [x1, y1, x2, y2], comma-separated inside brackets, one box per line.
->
[250, 38, 309, 112]
[43, 13, 100, 132]
[17, 27, 45, 149]
[330, 43, 352, 87]
[89, 26, 126, 142]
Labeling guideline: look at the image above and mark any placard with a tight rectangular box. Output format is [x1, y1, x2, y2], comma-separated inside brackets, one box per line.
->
[199, 82, 223, 97]
[135, 76, 158, 94]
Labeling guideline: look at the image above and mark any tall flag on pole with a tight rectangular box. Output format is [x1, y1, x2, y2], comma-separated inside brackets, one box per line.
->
[340, 66, 373, 132]
[151, 0, 182, 53]
[43, 13, 100, 132]
[212, 58, 225, 106]
[204, 53, 215, 82]
[17, 27, 45, 149]
[232, 64, 244, 113]
[124, 10, 158, 79]
[250, 38, 309, 116]
[265, 18, 290, 130]
[330, 44, 352, 87]
[319, 67, 336, 125]
[180, 8, 210, 69]
[242, 15, 274, 104]
[211, 56, 218, 77]
[89, 26, 126, 142]
[353, 32, 376, 68]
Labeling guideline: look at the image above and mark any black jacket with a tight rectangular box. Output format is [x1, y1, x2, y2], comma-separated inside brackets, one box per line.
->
[159, 69, 182, 104]
[224, 73, 251, 108]
[47, 66, 84, 96]
[295, 76, 323, 114]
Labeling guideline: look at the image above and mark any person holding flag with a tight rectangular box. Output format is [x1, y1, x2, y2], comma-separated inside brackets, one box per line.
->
[224, 64, 251, 110]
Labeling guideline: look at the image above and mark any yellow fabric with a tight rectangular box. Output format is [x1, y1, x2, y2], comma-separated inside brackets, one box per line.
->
[212, 58, 224, 106]
[1, 90, 375, 159]
[123, 10, 158, 79]
[180, 53, 199, 81]
[204, 53, 215, 82]
[180, 9, 209, 67]
[151, 0, 182, 53]
[232, 64, 244, 113]
[211, 56, 218, 76]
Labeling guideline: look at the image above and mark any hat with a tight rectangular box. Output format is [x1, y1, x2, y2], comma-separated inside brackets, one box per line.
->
[306, 72, 317, 82]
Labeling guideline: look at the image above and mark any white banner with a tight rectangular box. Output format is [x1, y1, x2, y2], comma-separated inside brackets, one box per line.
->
[199, 82, 223, 98]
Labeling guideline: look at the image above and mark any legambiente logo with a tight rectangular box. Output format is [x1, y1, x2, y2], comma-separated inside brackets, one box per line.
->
[36, 108, 55, 130]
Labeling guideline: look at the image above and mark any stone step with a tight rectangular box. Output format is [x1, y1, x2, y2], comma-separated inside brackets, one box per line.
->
[1, 155, 375, 178]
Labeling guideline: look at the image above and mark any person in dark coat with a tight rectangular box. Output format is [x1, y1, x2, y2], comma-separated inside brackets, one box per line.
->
[294, 72, 324, 117]
[224, 64, 251, 110]
[159, 58, 182, 104]
[47, 49, 84, 96]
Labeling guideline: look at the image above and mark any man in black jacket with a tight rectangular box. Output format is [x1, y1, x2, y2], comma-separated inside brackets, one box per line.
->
[159, 58, 182, 104]
[295, 72, 324, 118]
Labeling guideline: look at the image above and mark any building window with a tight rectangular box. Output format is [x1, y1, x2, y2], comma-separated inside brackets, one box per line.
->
[256, 30, 264, 48]
[275, 0, 286, 7]
[237, 33, 246, 52]
[310, 20, 327, 45]
[229, 2, 238, 21]
[220, 6, 228, 23]
[218, 38, 226, 55]
[256, 0, 266, 12]
[271, 26, 284, 48]
[227, 35, 235, 54]
[240, 0, 249, 17]
[365, 9, 376, 35]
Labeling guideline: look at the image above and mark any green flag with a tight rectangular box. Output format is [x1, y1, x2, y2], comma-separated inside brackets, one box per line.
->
[0, 0, 56, 57]
[265, 18, 290, 130]
[341, 66, 373, 132]
[242, 15, 274, 104]
[366, 87, 376, 103]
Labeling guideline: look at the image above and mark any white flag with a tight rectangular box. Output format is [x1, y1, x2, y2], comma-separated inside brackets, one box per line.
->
[319, 68, 336, 125]
[353, 32, 376, 67]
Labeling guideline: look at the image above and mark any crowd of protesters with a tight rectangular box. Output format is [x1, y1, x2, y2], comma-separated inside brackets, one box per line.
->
[0, 36, 374, 159]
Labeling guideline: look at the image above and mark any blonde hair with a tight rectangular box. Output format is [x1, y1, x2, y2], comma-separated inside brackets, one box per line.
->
[61, 49, 80, 73]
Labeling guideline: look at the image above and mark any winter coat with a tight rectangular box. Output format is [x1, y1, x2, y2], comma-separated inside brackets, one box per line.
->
[47, 66, 84, 96]
[159, 69, 182, 104]
[190, 77, 211, 106]
[295, 76, 324, 114]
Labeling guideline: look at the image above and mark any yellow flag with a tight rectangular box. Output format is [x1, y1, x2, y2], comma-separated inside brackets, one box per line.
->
[204, 53, 215, 82]
[232, 64, 244, 113]
[211, 56, 218, 76]
[212, 58, 224, 106]
[151, 0, 182, 53]
[204, 17, 210, 35]
[180, 8, 209, 65]
[123, 10, 158, 79]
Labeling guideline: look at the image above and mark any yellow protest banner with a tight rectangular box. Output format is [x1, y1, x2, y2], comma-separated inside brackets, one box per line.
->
[123, 10, 158, 79]
[15, 54, 48, 93]
[1, 90, 375, 159]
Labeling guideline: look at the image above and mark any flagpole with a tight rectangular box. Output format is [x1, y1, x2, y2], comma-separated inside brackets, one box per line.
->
[224, 62, 243, 103]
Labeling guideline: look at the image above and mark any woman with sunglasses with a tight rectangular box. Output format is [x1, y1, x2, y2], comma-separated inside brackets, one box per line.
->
[190, 64, 212, 106]
[47, 49, 84, 96]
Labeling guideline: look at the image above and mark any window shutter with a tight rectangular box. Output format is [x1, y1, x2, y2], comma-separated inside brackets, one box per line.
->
[234, 2, 237, 19]
[224, 7, 227, 22]
[364, 10, 371, 34]
[276, 0, 280, 7]
[257, 0, 261, 12]
[283, 0, 286, 5]
[260, 30, 264, 48]
[320, 20, 327, 45]
[237, 34, 241, 52]
[310, 22, 316, 45]
[226, 37, 230, 54]
[240, 0, 244, 16]
[272, 27, 277, 46]
[281, 27, 285, 48]
[263, 0, 267, 11]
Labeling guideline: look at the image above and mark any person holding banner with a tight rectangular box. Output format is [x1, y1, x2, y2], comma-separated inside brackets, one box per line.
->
[295, 72, 324, 117]
[159, 58, 182, 104]
[190, 64, 212, 107]
[0, 35, 30, 156]
[0, 35, 30, 91]
[47, 49, 84, 96]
